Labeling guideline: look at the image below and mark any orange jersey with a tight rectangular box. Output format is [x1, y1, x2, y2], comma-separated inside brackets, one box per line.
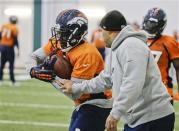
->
[0, 23, 18, 47]
[43, 40, 112, 105]
[43, 40, 104, 78]
[67, 42, 112, 105]
[147, 35, 179, 94]
[67, 42, 104, 79]
[91, 29, 105, 48]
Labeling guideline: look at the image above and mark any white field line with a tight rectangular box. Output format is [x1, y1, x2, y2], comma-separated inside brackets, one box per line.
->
[0, 90, 62, 97]
[0, 120, 68, 127]
[0, 120, 178, 131]
[0, 102, 179, 115]
[0, 102, 73, 109]
[2, 74, 30, 81]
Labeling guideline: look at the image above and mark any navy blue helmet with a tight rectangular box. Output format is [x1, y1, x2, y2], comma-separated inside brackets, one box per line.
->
[9, 16, 18, 24]
[142, 7, 167, 38]
[51, 9, 88, 52]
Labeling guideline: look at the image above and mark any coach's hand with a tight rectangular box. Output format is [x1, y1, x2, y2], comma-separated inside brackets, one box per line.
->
[105, 115, 118, 131]
[56, 79, 73, 93]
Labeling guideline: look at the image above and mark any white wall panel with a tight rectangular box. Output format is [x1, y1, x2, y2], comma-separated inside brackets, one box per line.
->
[41, 0, 78, 45]
[41, 0, 178, 45]
[78, 0, 178, 35]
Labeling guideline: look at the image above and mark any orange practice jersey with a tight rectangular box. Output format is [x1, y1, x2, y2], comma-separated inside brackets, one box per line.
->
[43, 41, 112, 105]
[0, 23, 18, 47]
[91, 29, 105, 48]
[147, 35, 179, 95]
[67, 42, 104, 79]
[67, 42, 111, 105]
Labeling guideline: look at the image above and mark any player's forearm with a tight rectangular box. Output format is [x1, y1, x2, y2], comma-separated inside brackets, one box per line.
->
[26, 48, 47, 74]
[32, 48, 48, 63]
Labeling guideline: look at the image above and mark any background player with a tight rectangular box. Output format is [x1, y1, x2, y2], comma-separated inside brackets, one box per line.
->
[0, 16, 19, 86]
[142, 7, 179, 103]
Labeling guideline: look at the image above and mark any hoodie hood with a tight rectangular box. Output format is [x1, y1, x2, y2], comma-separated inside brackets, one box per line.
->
[111, 25, 147, 51]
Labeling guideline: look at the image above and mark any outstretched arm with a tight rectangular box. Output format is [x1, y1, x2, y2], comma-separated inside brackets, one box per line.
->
[58, 67, 112, 95]
[72, 70, 112, 94]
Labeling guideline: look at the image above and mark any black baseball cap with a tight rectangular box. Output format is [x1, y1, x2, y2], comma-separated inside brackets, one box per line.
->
[100, 10, 127, 31]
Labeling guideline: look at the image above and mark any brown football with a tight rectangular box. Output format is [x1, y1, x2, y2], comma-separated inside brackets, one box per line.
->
[53, 55, 72, 79]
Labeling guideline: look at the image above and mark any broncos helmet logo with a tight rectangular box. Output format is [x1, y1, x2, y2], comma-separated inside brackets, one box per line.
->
[51, 9, 88, 52]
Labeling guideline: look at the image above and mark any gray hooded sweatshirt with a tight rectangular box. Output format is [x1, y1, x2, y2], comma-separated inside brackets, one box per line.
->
[72, 25, 174, 127]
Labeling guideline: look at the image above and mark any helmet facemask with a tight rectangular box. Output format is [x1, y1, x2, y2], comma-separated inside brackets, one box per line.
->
[51, 22, 87, 52]
[143, 20, 166, 38]
[50, 26, 61, 50]
[51, 9, 88, 52]
[142, 7, 167, 39]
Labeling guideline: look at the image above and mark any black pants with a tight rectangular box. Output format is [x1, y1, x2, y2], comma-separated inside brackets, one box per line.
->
[69, 104, 111, 131]
[0, 45, 15, 83]
[124, 113, 175, 131]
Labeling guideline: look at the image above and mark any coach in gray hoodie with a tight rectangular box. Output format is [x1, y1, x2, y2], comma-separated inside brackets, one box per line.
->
[58, 10, 175, 131]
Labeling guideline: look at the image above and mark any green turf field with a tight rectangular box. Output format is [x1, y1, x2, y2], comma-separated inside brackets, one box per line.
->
[0, 79, 179, 131]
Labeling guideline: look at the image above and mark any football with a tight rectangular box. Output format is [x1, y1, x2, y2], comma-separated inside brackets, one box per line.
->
[53, 55, 72, 79]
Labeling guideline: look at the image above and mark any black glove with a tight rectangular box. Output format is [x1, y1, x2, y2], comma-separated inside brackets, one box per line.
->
[30, 54, 58, 82]
[30, 65, 56, 82]
[42, 55, 57, 70]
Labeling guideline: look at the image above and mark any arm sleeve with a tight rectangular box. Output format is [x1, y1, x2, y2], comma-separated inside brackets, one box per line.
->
[110, 45, 148, 120]
[165, 37, 179, 60]
[25, 47, 47, 73]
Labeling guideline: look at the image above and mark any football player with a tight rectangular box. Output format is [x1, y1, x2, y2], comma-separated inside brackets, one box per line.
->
[0, 16, 19, 86]
[142, 7, 179, 103]
[27, 9, 112, 131]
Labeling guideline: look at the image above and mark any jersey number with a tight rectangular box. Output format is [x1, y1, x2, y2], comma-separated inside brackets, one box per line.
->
[151, 51, 162, 62]
[1, 28, 12, 39]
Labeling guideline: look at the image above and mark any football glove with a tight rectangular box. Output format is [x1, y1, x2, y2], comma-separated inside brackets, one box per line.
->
[42, 55, 57, 70]
[30, 56, 57, 82]
[30, 66, 56, 82]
